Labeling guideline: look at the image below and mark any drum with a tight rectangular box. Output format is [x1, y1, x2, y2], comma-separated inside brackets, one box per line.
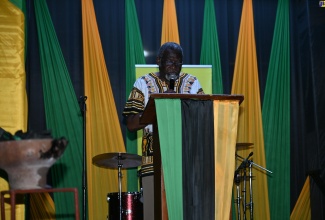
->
[107, 192, 143, 220]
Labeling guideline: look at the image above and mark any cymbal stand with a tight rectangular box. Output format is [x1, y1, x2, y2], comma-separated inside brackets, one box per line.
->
[117, 154, 123, 220]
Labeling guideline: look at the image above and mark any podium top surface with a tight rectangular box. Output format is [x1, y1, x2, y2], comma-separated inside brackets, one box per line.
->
[140, 94, 244, 124]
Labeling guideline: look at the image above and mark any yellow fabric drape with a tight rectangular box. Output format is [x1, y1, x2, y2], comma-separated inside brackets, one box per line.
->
[82, 0, 126, 219]
[161, 0, 180, 44]
[30, 193, 56, 219]
[0, 1, 27, 219]
[0, 0, 27, 134]
[231, 0, 271, 219]
[290, 177, 311, 220]
[213, 100, 240, 220]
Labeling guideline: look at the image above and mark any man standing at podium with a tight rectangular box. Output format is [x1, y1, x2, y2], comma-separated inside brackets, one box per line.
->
[123, 42, 204, 220]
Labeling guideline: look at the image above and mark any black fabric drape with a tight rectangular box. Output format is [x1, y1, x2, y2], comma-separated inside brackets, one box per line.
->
[26, 0, 46, 131]
[181, 100, 214, 220]
[290, 0, 325, 218]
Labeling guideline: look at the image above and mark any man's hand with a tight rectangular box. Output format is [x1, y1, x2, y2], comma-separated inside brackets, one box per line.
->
[126, 113, 147, 132]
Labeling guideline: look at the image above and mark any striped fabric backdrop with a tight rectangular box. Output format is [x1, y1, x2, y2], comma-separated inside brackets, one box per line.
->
[156, 97, 240, 220]
[0, 0, 298, 219]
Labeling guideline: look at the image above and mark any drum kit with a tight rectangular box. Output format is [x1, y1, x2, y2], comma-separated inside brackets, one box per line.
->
[91, 144, 273, 220]
[92, 152, 143, 220]
[234, 143, 272, 220]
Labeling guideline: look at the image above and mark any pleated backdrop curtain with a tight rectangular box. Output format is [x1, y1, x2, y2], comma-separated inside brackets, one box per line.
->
[262, 0, 290, 219]
[34, 0, 83, 219]
[231, 0, 270, 219]
[0, 0, 26, 219]
[200, 0, 223, 94]
[82, 0, 126, 219]
[156, 98, 240, 220]
[125, 0, 146, 192]
[161, 0, 180, 44]
[1, 1, 321, 219]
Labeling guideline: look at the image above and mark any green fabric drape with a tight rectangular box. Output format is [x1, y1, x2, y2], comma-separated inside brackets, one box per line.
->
[125, 0, 146, 192]
[155, 99, 183, 220]
[34, 0, 83, 219]
[200, 0, 223, 94]
[9, 0, 24, 8]
[262, 0, 290, 219]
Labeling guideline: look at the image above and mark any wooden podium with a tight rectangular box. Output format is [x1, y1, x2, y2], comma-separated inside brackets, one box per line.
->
[140, 94, 244, 220]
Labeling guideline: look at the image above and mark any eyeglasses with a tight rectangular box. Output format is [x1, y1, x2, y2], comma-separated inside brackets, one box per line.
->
[164, 61, 183, 67]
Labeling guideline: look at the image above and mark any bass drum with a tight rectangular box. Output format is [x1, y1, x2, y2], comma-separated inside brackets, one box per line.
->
[107, 192, 143, 220]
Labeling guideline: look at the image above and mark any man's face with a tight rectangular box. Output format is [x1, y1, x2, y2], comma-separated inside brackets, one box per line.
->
[158, 49, 183, 81]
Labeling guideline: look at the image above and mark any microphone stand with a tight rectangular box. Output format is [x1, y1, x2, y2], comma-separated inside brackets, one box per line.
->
[248, 162, 253, 220]
[235, 153, 273, 176]
[236, 153, 273, 220]
[79, 96, 88, 220]
[234, 171, 241, 220]
[243, 166, 247, 220]
[235, 152, 252, 220]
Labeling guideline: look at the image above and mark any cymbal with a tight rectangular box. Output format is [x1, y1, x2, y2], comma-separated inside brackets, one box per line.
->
[92, 152, 142, 169]
[236, 143, 254, 150]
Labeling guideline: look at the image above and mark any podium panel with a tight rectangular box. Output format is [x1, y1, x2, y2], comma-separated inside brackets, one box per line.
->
[141, 94, 243, 220]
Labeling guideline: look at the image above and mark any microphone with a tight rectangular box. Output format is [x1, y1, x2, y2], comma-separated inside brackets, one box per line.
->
[168, 73, 177, 90]
[236, 152, 253, 172]
[169, 78, 175, 90]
